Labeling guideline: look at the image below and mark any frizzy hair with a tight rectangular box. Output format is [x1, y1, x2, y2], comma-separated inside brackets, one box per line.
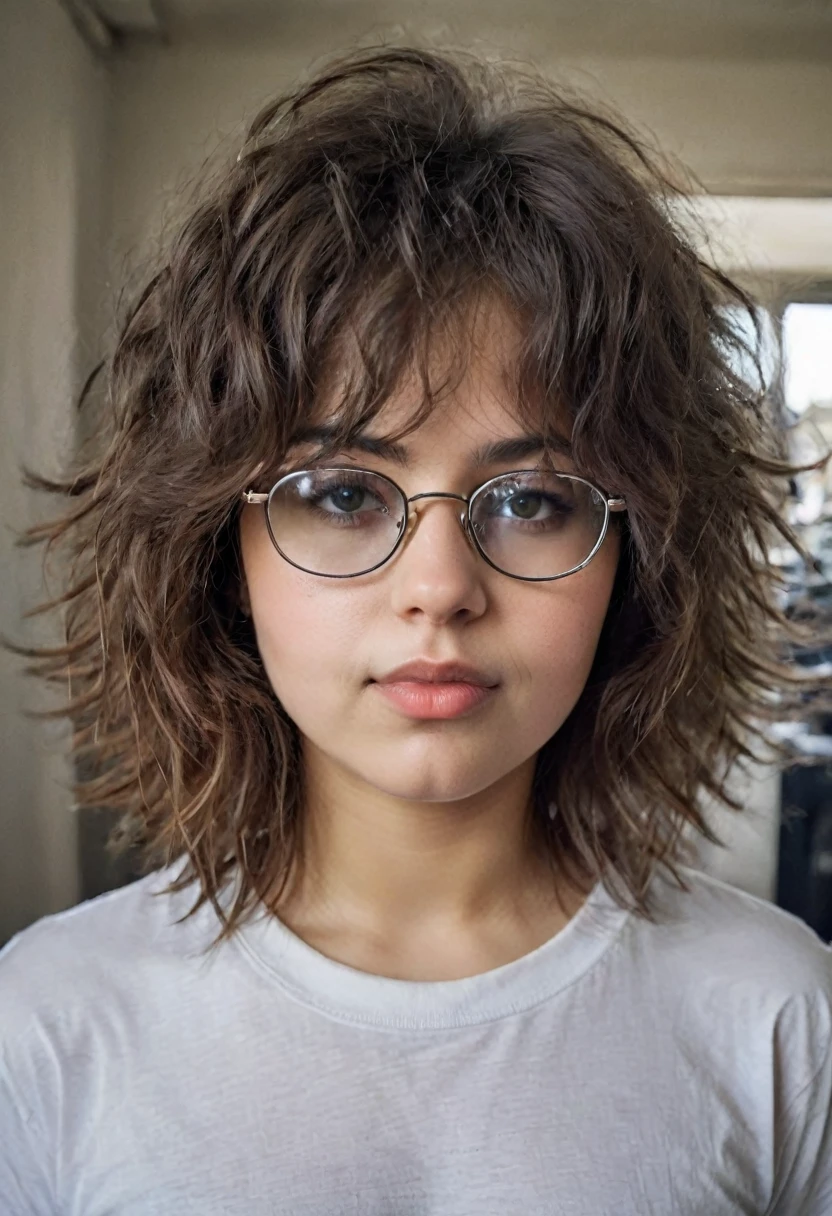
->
[11, 44, 832, 948]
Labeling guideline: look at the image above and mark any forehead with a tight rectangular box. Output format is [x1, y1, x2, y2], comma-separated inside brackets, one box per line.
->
[297, 291, 572, 460]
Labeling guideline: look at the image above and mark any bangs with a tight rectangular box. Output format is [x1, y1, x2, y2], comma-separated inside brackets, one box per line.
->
[215, 67, 685, 494]
[283, 280, 567, 474]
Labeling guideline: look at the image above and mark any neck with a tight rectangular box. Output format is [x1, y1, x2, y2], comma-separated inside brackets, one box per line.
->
[269, 742, 588, 980]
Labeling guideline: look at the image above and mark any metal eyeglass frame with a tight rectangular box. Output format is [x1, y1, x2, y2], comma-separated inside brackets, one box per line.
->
[242, 466, 627, 582]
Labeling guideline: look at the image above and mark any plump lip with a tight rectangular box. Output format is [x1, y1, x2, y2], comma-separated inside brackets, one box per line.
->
[372, 659, 498, 687]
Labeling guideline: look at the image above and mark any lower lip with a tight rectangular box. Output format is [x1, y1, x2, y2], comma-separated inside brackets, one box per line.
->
[371, 680, 497, 719]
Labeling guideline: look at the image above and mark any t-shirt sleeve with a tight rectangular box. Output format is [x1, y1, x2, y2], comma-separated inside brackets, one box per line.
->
[767, 968, 832, 1214]
[0, 925, 60, 1216]
[0, 1059, 54, 1215]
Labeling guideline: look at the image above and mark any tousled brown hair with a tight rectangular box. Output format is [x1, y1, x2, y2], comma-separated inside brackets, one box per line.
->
[12, 45, 832, 948]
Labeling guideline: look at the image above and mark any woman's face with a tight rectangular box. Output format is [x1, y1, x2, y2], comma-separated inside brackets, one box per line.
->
[239, 299, 621, 811]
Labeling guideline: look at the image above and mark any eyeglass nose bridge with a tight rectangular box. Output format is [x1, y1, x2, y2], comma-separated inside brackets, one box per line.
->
[402, 490, 476, 552]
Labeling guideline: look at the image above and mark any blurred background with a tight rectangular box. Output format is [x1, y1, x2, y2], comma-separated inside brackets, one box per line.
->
[2, 0, 831, 948]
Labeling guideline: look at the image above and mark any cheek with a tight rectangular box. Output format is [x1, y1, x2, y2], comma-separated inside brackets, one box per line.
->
[521, 588, 605, 682]
[512, 535, 619, 705]
[239, 512, 368, 707]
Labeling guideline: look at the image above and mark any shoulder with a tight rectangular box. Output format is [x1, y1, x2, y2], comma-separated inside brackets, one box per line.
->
[0, 864, 213, 1038]
[648, 862, 832, 992]
[638, 862, 832, 994]
[635, 863, 832, 1054]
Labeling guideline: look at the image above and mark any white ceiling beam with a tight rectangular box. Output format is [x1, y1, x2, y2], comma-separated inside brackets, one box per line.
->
[677, 197, 832, 277]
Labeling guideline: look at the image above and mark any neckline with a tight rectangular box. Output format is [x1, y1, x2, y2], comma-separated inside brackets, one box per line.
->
[228, 872, 631, 1030]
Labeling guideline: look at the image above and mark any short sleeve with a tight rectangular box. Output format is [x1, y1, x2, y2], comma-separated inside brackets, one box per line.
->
[767, 970, 832, 1214]
[0, 1059, 54, 1215]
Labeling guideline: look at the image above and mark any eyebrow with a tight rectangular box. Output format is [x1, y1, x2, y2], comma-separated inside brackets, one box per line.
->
[288, 425, 572, 468]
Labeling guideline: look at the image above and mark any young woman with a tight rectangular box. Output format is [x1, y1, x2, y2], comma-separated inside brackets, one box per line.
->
[1, 45, 830, 1216]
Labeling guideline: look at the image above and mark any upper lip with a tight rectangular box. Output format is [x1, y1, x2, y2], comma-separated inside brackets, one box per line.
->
[373, 659, 498, 687]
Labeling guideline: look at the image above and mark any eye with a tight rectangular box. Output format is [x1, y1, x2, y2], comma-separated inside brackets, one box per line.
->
[309, 476, 384, 516]
[472, 473, 587, 538]
[287, 469, 401, 528]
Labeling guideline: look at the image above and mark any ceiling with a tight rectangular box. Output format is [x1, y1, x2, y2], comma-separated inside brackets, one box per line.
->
[92, 0, 832, 60]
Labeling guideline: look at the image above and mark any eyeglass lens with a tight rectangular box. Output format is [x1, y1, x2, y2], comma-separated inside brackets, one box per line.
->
[265, 468, 608, 579]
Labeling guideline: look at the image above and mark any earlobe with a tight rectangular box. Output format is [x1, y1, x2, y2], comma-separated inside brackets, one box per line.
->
[237, 511, 254, 618]
[239, 577, 252, 618]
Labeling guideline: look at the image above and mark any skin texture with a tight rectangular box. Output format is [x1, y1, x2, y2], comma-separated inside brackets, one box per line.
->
[239, 297, 622, 980]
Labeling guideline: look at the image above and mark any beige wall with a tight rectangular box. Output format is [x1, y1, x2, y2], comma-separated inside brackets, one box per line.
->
[0, 0, 111, 943]
[108, 30, 832, 276]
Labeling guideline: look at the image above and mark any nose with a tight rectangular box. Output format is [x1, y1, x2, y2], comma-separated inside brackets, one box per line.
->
[388, 493, 486, 621]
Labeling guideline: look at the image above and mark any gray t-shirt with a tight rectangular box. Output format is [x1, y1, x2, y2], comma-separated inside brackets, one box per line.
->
[0, 860, 830, 1215]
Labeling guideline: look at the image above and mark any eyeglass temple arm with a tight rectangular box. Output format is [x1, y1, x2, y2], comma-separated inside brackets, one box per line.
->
[242, 489, 627, 509]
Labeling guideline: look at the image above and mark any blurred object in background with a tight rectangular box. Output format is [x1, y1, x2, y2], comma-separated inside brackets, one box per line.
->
[771, 294, 832, 941]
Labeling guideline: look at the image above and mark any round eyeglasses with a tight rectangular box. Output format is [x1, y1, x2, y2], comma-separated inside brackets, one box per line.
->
[242, 466, 627, 582]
